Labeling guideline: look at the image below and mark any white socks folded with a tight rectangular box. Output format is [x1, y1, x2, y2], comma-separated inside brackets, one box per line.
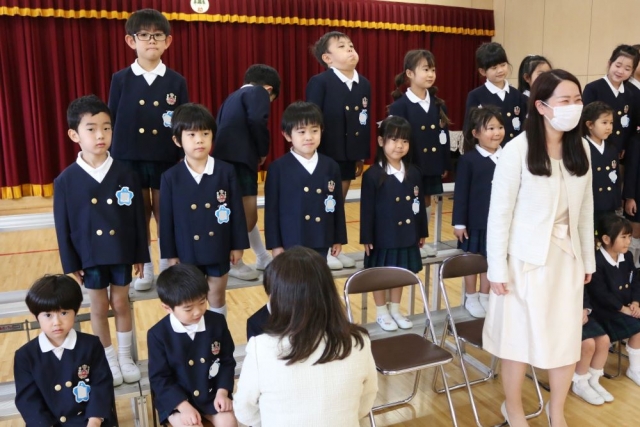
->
[209, 305, 228, 318]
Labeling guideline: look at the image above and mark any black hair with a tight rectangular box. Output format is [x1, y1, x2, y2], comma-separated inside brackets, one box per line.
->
[156, 264, 209, 309]
[608, 44, 640, 75]
[580, 101, 614, 138]
[525, 69, 589, 177]
[243, 64, 281, 99]
[391, 49, 450, 127]
[263, 246, 368, 365]
[311, 31, 350, 68]
[476, 42, 509, 70]
[597, 213, 632, 248]
[281, 101, 324, 136]
[518, 55, 552, 93]
[66, 94, 111, 131]
[171, 103, 217, 144]
[375, 116, 412, 184]
[125, 9, 171, 36]
[463, 105, 505, 153]
[26, 275, 83, 317]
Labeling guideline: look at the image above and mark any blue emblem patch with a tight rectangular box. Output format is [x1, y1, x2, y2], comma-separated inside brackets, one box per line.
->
[115, 187, 134, 206]
[215, 204, 231, 224]
[162, 110, 173, 128]
[358, 109, 368, 126]
[324, 195, 336, 213]
[73, 381, 91, 403]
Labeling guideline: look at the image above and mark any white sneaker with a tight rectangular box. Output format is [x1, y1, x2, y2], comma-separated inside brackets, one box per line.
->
[464, 296, 486, 318]
[255, 254, 273, 271]
[588, 380, 614, 402]
[420, 245, 437, 258]
[134, 262, 154, 291]
[337, 253, 356, 268]
[572, 380, 605, 405]
[391, 312, 413, 329]
[327, 253, 343, 270]
[626, 368, 640, 386]
[158, 258, 171, 273]
[119, 357, 141, 383]
[108, 359, 124, 386]
[376, 314, 398, 332]
[478, 293, 490, 312]
[228, 260, 260, 281]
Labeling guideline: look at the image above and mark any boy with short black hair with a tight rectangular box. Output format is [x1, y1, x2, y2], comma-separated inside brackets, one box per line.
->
[54, 95, 148, 386]
[148, 264, 237, 427]
[306, 31, 370, 269]
[213, 64, 281, 280]
[15, 275, 117, 426]
[109, 8, 189, 291]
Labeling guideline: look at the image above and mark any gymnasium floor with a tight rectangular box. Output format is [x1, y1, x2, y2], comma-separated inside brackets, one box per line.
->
[0, 184, 639, 426]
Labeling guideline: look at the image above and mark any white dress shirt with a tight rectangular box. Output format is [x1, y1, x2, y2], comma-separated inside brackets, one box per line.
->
[604, 75, 624, 98]
[600, 246, 625, 267]
[586, 136, 605, 155]
[290, 149, 319, 174]
[405, 88, 431, 114]
[331, 67, 359, 91]
[185, 156, 215, 184]
[382, 161, 405, 183]
[39, 329, 77, 361]
[131, 59, 167, 86]
[76, 152, 113, 183]
[169, 313, 206, 341]
[485, 80, 510, 101]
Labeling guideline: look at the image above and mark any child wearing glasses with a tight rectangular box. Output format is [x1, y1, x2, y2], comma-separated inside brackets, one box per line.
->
[108, 8, 190, 292]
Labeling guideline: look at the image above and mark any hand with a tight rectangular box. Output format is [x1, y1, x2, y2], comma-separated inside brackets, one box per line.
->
[331, 243, 342, 257]
[490, 281, 508, 295]
[168, 258, 180, 267]
[582, 309, 589, 325]
[259, 156, 267, 166]
[355, 160, 364, 177]
[418, 237, 425, 248]
[453, 227, 468, 243]
[134, 263, 144, 278]
[626, 199, 637, 216]
[441, 171, 449, 179]
[230, 250, 243, 265]
[272, 247, 284, 257]
[214, 389, 233, 412]
[72, 270, 84, 284]
[584, 273, 592, 284]
[174, 401, 202, 426]
[630, 302, 640, 318]
[621, 305, 634, 316]
[86, 417, 102, 427]
[363, 244, 373, 256]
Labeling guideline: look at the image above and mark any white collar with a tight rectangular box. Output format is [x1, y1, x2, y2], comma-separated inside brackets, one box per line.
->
[523, 90, 530, 97]
[266, 301, 272, 314]
[39, 328, 77, 353]
[475, 145, 502, 163]
[169, 313, 206, 339]
[184, 156, 215, 181]
[290, 149, 318, 166]
[331, 67, 359, 85]
[586, 136, 605, 155]
[630, 77, 640, 91]
[600, 247, 626, 267]
[76, 152, 112, 172]
[405, 88, 430, 105]
[131, 59, 166, 77]
[383, 161, 404, 176]
[240, 84, 253, 89]
[604, 75, 624, 96]
[485, 80, 510, 94]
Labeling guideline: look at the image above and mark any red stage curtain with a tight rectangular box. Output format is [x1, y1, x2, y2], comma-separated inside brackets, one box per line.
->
[0, 0, 492, 198]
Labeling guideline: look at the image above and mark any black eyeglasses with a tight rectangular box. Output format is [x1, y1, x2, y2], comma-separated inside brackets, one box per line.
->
[133, 32, 167, 41]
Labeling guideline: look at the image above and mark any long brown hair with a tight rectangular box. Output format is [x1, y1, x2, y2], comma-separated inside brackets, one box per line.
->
[525, 69, 589, 177]
[263, 246, 368, 365]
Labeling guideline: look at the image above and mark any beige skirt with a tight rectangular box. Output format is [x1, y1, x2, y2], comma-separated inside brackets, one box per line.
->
[482, 235, 584, 369]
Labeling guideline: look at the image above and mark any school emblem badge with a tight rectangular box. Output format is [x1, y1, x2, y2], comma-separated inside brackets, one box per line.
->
[212, 341, 221, 355]
[328, 180, 335, 193]
[162, 110, 173, 128]
[362, 97, 368, 108]
[216, 190, 227, 203]
[215, 204, 230, 224]
[324, 195, 336, 213]
[77, 365, 90, 380]
[73, 381, 91, 403]
[414, 186, 419, 197]
[190, 0, 210, 13]
[166, 93, 177, 105]
[514, 106, 521, 116]
[115, 186, 134, 206]
[359, 109, 368, 126]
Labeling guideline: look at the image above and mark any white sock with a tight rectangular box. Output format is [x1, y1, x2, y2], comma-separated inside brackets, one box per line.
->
[627, 345, 640, 372]
[588, 367, 603, 385]
[117, 331, 133, 362]
[376, 304, 389, 316]
[479, 293, 489, 302]
[249, 225, 269, 259]
[572, 371, 590, 385]
[209, 305, 228, 317]
[466, 292, 479, 302]
[632, 238, 640, 267]
[426, 206, 432, 222]
[143, 246, 154, 273]
[389, 302, 402, 315]
[105, 345, 118, 365]
[157, 239, 170, 272]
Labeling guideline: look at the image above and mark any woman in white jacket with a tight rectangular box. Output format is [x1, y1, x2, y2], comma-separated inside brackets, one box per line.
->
[484, 69, 595, 427]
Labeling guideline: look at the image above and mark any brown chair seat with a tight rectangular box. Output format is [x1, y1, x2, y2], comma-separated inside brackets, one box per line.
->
[371, 334, 453, 374]
[448, 319, 484, 348]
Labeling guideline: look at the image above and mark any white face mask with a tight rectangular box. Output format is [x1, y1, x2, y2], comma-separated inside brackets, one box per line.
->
[541, 102, 583, 132]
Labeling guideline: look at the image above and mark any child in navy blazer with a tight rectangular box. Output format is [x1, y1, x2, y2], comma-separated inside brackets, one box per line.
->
[265, 101, 347, 261]
[517, 55, 551, 99]
[54, 95, 149, 386]
[453, 106, 504, 318]
[14, 275, 116, 426]
[108, 9, 189, 291]
[306, 31, 370, 269]
[246, 278, 270, 341]
[213, 64, 281, 281]
[464, 42, 527, 145]
[360, 116, 428, 332]
[389, 49, 451, 257]
[160, 104, 249, 318]
[148, 264, 237, 427]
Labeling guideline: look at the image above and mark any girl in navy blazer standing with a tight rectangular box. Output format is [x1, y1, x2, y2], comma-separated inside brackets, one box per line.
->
[517, 55, 552, 99]
[360, 116, 428, 332]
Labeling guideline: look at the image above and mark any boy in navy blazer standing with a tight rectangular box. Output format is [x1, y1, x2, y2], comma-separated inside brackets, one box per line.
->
[160, 104, 249, 318]
[148, 264, 237, 427]
[306, 31, 371, 269]
[108, 9, 189, 291]
[213, 64, 281, 281]
[54, 95, 149, 386]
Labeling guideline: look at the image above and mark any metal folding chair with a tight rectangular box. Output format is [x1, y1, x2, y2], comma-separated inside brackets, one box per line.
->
[433, 253, 543, 427]
[344, 266, 458, 427]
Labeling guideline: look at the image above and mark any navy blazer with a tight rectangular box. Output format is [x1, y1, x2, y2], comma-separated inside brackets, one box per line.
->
[264, 152, 347, 249]
[388, 94, 451, 175]
[588, 140, 621, 212]
[452, 148, 496, 230]
[586, 250, 640, 321]
[624, 134, 640, 201]
[246, 304, 270, 341]
[108, 67, 188, 162]
[463, 85, 527, 144]
[306, 70, 371, 162]
[53, 160, 150, 273]
[360, 163, 428, 248]
[213, 85, 271, 172]
[159, 160, 249, 265]
[583, 79, 636, 153]
[148, 312, 236, 424]
[14, 332, 116, 427]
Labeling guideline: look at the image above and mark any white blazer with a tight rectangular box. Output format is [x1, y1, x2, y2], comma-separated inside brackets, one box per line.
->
[487, 133, 596, 283]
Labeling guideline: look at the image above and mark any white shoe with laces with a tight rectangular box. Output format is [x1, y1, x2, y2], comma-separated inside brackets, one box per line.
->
[228, 259, 260, 281]
[464, 294, 486, 318]
[391, 312, 413, 329]
[108, 359, 124, 386]
[420, 245, 437, 258]
[326, 253, 343, 270]
[134, 262, 154, 291]
[337, 253, 356, 268]
[119, 357, 141, 383]
[376, 314, 398, 332]
[626, 368, 640, 386]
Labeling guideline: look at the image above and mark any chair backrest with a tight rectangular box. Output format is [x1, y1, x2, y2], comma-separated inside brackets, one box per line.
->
[440, 253, 487, 280]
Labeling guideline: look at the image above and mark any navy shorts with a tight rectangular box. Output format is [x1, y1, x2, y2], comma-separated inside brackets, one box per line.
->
[229, 161, 258, 197]
[82, 264, 132, 289]
[120, 160, 175, 190]
[197, 263, 231, 278]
